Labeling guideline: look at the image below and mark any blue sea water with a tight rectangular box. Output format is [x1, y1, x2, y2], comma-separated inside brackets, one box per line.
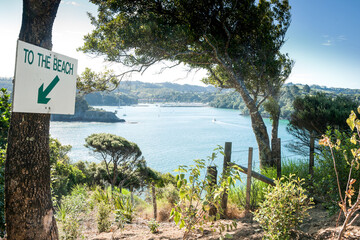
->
[50, 105, 298, 174]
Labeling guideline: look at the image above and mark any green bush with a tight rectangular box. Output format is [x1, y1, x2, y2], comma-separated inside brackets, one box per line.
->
[55, 185, 89, 240]
[113, 193, 134, 223]
[97, 201, 112, 233]
[148, 219, 160, 233]
[51, 160, 86, 198]
[314, 128, 360, 214]
[253, 175, 313, 240]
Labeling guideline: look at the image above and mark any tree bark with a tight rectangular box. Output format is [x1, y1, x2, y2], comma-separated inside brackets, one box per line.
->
[5, 1, 61, 239]
[235, 83, 273, 168]
[270, 98, 281, 170]
[151, 182, 157, 220]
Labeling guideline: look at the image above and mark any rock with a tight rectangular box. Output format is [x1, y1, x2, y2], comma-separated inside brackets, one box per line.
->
[51, 95, 125, 123]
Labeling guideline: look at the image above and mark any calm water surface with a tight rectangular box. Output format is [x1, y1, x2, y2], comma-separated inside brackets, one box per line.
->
[50, 105, 297, 173]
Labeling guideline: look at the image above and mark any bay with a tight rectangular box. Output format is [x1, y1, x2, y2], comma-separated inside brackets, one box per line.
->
[50, 105, 298, 174]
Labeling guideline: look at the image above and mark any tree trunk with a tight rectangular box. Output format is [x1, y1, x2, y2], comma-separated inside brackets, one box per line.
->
[151, 182, 157, 220]
[270, 99, 281, 170]
[112, 163, 117, 190]
[5, 1, 61, 239]
[234, 79, 273, 167]
[249, 111, 273, 167]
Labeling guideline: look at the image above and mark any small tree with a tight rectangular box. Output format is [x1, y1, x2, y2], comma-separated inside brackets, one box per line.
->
[85, 133, 143, 190]
[170, 148, 241, 239]
[319, 107, 360, 239]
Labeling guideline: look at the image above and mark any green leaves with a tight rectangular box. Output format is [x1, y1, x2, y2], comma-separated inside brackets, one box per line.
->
[0, 88, 10, 149]
[171, 147, 240, 239]
[253, 174, 314, 239]
[77, 68, 119, 95]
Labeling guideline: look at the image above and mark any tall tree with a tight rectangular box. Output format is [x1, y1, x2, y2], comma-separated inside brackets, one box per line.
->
[5, 0, 60, 239]
[80, 0, 292, 167]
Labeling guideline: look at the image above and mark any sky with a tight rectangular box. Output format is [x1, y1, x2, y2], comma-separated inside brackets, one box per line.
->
[1, 0, 360, 89]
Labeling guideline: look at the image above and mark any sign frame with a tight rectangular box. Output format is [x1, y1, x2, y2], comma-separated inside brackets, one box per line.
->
[12, 40, 78, 115]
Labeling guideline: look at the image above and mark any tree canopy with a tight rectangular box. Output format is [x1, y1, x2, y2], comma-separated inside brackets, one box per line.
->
[287, 93, 358, 155]
[81, 0, 292, 167]
[85, 133, 144, 189]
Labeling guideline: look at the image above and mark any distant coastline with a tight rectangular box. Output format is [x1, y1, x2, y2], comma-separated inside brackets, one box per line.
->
[51, 96, 125, 123]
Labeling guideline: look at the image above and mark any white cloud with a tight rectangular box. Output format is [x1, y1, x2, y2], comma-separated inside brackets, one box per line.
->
[61, 1, 80, 6]
[321, 34, 347, 47]
[322, 39, 332, 46]
[337, 35, 347, 41]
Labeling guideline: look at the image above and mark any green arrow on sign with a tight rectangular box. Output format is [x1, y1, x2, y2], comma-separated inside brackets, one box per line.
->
[37, 75, 60, 104]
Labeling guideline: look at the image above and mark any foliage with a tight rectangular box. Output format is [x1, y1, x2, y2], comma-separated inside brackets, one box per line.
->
[80, 0, 292, 167]
[313, 129, 359, 214]
[97, 201, 112, 233]
[85, 133, 144, 189]
[228, 180, 265, 211]
[77, 67, 119, 94]
[147, 219, 160, 234]
[170, 148, 241, 239]
[49, 137, 72, 165]
[0, 150, 5, 236]
[0, 88, 10, 149]
[51, 161, 86, 200]
[85, 91, 138, 106]
[55, 185, 89, 240]
[319, 107, 360, 239]
[253, 175, 313, 240]
[113, 193, 134, 223]
[156, 182, 179, 206]
[287, 93, 358, 155]
[49, 138, 87, 199]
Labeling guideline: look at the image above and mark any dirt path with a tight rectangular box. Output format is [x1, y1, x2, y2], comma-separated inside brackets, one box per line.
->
[83, 205, 360, 240]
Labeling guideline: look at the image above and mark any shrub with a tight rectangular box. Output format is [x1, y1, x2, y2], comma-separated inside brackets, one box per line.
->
[319, 108, 360, 239]
[148, 219, 160, 233]
[315, 128, 360, 214]
[253, 174, 313, 240]
[170, 148, 241, 240]
[51, 161, 86, 198]
[97, 201, 112, 233]
[55, 185, 89, 239]
[113, 193, 134, 223]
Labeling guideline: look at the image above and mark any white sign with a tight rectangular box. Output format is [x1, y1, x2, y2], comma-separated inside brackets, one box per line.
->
[12, 40, 78, 114]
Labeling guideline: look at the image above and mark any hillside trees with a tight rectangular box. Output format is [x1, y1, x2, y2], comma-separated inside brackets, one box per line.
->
[80, 0, 292, 167]
[287, 93, 358, 174]
[5, 0, 61, 239]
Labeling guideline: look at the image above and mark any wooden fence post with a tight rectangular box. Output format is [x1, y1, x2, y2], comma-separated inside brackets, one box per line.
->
[207, 166, 217, 216]
[246, 147, 253, 211]
[221, 142, 232, 218]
